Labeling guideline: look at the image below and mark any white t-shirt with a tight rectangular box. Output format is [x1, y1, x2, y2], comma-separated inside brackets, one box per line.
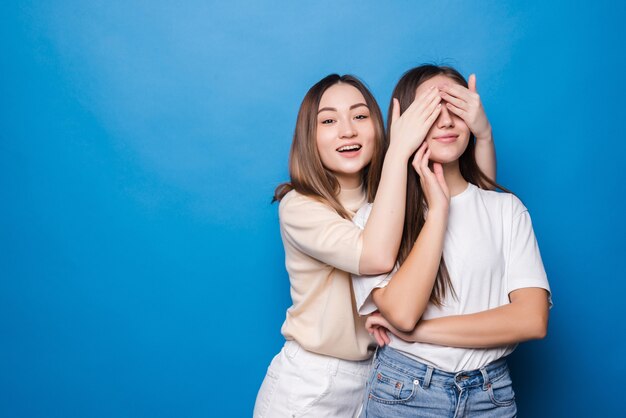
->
[352, 183, 551, 372]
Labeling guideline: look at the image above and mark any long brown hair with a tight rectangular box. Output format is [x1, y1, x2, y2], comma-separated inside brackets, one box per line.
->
[388, 65, 510, 306]
[274, 74, 386, 219]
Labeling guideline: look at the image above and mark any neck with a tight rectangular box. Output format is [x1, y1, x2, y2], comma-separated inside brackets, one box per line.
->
[336, 173, 362, 190]
[442, 160, 468, 196]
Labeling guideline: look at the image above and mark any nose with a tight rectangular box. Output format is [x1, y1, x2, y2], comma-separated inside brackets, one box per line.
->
[339, 119, 357, 138]
[437, 104, 454, 128]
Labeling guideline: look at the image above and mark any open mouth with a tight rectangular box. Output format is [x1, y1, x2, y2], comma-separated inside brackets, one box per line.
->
[336, 144, 362, 153]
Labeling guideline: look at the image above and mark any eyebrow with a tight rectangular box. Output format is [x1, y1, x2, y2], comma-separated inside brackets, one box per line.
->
[317, 103, 369, 114]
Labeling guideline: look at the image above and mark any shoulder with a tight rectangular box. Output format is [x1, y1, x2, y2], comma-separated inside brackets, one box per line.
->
[279, 189, 303, 209]
[279, 190, 338, 223]
[509, 193, 529, 217]
[473, 186, 528, 216]
[280, 190, 323, 210]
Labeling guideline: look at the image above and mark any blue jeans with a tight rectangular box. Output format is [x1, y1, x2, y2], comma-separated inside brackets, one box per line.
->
[361, 346, 517, 418]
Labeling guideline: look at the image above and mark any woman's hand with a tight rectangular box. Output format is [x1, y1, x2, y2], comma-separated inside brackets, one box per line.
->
[388, 86, 442, 156]
[412, 143, 450, 215]
[366, 312, 414, 346]
[439, 74, 492, 141]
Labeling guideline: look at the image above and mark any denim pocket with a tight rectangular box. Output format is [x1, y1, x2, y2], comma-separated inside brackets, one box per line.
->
[487, 372, 516, 407]
[367, 363, 418, 405]
[288, 363, 334, 416]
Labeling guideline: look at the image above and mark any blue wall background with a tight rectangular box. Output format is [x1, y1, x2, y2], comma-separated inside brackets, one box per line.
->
[2, 1, 625, 416]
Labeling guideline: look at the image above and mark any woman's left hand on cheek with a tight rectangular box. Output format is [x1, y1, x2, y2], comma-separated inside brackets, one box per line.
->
[439, 74, 492, 141]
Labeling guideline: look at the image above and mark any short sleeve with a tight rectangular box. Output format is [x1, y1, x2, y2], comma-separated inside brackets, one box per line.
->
[351, 204, 393, 316]
[279, 193, 363, 275]
[507, 198, 552, 305]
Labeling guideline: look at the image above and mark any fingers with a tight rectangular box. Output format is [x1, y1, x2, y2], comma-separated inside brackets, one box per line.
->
[365, 312, 382, 333]
[424, 101, 442, 126]
[406, 86, 441, 118]
[415, 95, 442, 137]
[415, 147, 437, 184]
[445, 102, 465, 118]
[420, 148, 433, 180]
[423, 88, 442, 116]
[380, 328, 391, 345]
[439, 91, 466, 111]
[468, 74, 477, 93]
[390, 86, 442, 154]
[433, 162, 444, 182]
[419, 85, 440, 106]
[372, 327, 386, 346]
[373, 326, 391, 346]
[365, 316, 375, 331]
[401, 86, 434, 117]
[440, 83, 474, 103]
[391, 98, 400, 124]
[412, 143, 428, 176]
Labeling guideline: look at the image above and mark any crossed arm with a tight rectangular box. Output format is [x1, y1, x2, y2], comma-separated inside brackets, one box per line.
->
[367, 287, 550, 348]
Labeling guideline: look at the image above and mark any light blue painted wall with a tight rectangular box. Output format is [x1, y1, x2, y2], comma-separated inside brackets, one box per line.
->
[2, 1, 624, 416]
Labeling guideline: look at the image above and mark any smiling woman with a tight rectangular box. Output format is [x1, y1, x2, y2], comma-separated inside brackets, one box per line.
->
[352, 65, 551, 418]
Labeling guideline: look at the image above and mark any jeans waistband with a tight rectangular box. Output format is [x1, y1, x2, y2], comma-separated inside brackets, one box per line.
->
[376, 345, 509, 390]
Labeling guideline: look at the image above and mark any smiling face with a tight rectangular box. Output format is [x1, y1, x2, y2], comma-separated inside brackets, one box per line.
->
[415, 75, 471, 164]
[315, 83, 375, 188]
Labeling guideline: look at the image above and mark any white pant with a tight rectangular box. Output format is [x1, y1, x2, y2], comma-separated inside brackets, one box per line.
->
[254, 340, 373, 418]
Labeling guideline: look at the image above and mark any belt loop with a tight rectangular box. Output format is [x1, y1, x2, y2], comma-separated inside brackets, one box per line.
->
[328, 358, 339, 377]
[422, 366, 434, 389]
[480, 366, 490, 391]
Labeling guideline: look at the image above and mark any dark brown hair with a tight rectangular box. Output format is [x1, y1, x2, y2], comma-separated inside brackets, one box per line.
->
[388, 65, 510, 306]
[274, 74, 386, 219]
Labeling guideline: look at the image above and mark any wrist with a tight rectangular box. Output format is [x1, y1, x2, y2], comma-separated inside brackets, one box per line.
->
[411, 321, 429, 343]
[475, 127, 493, 143]
[426, 205, 449, 221]
[385, 142, 412, 163]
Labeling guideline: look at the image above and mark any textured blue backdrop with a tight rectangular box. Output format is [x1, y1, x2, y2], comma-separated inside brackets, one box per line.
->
[2, 1, 625, 416]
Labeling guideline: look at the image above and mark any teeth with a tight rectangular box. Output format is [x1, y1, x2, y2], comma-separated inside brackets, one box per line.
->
[337, 144, 362, 152]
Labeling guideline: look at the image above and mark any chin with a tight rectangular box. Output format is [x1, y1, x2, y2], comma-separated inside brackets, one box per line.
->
[428, 144, 467, 165]
[429, 152, 462, 164]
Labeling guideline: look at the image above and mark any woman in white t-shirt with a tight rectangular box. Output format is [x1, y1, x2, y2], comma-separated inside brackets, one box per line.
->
[352, 65, 551, 417]
[253, 73, 497, 417]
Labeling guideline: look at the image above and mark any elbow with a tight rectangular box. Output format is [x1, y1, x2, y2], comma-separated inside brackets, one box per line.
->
[534, 316, 549, 340]
[361, 255, 396, 275]
[527, 312, 549, 340]
[373, 289, 423, 333]
[384, 309, 419, 333]
[375, 257, 396, 275]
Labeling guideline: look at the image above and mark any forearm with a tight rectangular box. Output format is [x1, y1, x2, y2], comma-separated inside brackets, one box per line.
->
[372, 211, 447, 332]
[359, 145, 410, 274]
[474, 129, 496, 182]
[410, 290, 549, 348]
